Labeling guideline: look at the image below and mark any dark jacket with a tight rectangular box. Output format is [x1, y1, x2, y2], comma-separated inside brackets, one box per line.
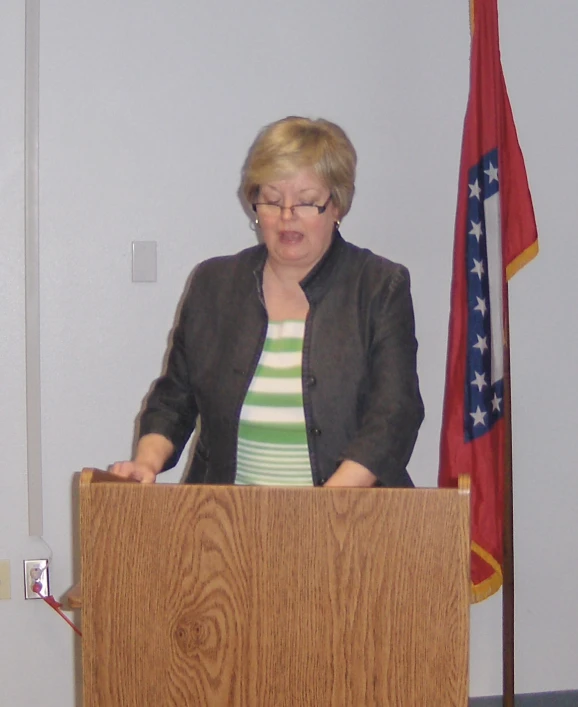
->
[139, 232, 424, 487]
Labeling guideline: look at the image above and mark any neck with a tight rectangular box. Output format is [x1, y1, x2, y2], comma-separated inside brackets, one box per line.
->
[264, 258, 311, 289]
[262, 259, 310, 321]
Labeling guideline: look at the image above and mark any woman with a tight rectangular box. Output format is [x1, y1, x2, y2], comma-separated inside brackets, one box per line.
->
[109, 116, 424, 488]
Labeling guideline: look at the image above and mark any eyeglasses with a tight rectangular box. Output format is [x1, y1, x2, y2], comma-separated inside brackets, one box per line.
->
[252, 195, 332, 219]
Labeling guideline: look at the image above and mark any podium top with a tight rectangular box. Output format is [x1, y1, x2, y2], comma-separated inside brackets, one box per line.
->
[79, 467, 471, 492]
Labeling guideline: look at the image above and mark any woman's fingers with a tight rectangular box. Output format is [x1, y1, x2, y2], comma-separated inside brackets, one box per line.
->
[107, 461, 157, 484]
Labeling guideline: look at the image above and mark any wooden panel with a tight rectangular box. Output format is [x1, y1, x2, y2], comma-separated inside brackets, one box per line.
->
[80, 471, 469, 706]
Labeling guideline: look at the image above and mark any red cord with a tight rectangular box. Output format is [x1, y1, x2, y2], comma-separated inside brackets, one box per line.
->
[33, 582, 82, 637]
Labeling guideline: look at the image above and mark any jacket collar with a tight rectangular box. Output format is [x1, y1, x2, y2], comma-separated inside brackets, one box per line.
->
[299, 229, 346, 304]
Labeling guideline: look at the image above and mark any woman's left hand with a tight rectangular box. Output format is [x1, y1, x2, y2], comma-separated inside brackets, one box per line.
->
[323, 460, 377, 488]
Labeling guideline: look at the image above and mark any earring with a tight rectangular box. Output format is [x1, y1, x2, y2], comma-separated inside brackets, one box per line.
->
[335, 220, 341, 228]
[255, 217, 259, 227]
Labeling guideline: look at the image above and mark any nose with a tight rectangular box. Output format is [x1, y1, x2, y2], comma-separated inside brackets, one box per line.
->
[280, 205, 296, 221]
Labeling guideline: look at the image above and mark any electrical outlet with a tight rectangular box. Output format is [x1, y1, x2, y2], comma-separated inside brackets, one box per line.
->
[0, 560, 11, 600]
[24, 559, 49, 599]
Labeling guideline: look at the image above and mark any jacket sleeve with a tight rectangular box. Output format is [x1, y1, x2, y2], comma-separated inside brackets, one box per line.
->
[341, 265, 424, 486]
[138, 281, 198, 471]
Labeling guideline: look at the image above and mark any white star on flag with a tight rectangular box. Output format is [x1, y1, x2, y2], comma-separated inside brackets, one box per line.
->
[484, 161, 499, 183]
[471, 371, 487, 392]
[473, 335, 489, 354]
[469, 179, 482, 199]
[469, 221, 483, 241]
[491, 394, 502, 412]
[474, 296, 487, 316]
[471, 258, 485, 279]
[470, 406, 487, 427]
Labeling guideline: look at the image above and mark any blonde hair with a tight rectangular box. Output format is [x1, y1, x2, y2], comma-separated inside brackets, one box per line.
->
[241, 116, 357, 218]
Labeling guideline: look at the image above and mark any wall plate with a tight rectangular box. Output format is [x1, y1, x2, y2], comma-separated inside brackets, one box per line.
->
[0, 560, 11, 599]
[24, 559, 49, 599]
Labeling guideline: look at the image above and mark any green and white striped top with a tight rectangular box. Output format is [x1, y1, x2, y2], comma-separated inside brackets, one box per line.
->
[236, 320, 313, 486]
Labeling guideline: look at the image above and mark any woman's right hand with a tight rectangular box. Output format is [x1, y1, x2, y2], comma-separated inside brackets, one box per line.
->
[107, 433, 175, 484]
[107, 460, 158, 484]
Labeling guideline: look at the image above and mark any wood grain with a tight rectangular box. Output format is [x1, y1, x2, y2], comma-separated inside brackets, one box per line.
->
[80, 469, 469, 706]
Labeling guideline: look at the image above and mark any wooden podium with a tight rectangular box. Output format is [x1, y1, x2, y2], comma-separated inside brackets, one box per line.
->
[78, 469, 470, 706]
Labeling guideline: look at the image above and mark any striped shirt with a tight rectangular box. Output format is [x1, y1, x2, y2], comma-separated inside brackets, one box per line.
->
[236, 320, 313, 486]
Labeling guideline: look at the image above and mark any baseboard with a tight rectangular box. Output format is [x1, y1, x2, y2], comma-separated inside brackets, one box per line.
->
[470, 691, 578, 706]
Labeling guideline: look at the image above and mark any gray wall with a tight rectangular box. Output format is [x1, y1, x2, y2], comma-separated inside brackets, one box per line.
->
[1, 1, 577, 704]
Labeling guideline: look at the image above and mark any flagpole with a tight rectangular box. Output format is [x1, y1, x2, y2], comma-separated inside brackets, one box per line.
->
[502, 283, 515, 707]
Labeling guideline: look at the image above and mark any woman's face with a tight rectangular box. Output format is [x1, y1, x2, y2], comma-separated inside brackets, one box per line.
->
[256, 167, 340, 275]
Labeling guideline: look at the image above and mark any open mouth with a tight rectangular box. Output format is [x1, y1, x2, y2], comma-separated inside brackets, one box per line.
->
[279, 231, 304, 244]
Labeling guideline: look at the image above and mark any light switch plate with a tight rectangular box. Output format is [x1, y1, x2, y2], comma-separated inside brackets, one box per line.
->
[132, 240, 157, 282]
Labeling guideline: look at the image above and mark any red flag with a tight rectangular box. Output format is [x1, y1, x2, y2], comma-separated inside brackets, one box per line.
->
[438, 0, 538, 603]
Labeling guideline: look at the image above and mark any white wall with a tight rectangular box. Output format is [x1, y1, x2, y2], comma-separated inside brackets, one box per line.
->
[1, 1, 577, 703]
[0, 3, 78, 706]
[500, 0, 578, 690]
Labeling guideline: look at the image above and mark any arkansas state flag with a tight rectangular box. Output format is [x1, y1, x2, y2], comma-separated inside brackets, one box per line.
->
[438, 0, 538, 603]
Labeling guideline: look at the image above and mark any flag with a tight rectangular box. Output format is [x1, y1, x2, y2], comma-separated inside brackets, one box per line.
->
[438, 0, 538, 603]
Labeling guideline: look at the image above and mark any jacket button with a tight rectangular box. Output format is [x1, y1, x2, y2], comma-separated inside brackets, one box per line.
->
[309, 427, 321, 436]
[317, 477, 327, 486]
[307, 375, 316, 387]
